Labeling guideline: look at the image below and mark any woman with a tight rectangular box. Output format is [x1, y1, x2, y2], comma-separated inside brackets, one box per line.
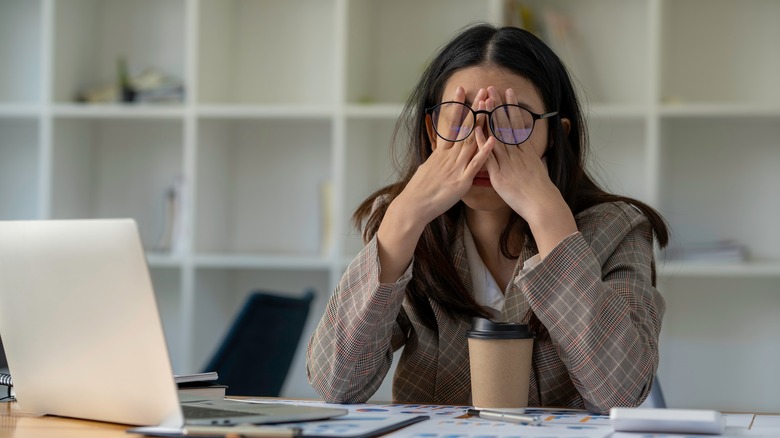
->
[306, 24, 668, 413]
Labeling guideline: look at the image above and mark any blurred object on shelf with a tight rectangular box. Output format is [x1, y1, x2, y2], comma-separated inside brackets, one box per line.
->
[503, 0, 539, 36]
[76, 57, 184, 104]
[155, 175, 185, 253]
[132, 68, 185, 103]
[77, 83, 118, 103]
[502, 2, 601, 102]
[356, 95, 375, 104]
[662, 95, 686, 105]
[539, 6, 602, 102]
[666, 240, 748, 264]
[117, 56, 136, 103]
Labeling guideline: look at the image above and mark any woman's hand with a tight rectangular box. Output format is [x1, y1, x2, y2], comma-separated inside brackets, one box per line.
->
[396, 86, 494, 226]
[480, 86, 577, 258]
[375, 86, 494, 283]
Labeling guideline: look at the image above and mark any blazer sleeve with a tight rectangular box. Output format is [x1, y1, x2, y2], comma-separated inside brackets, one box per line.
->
[516, 203, 664, 413]
[306, 235, 412, 403]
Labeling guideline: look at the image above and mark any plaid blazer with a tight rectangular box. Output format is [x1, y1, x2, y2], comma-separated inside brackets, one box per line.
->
[306, 202, 664, 413]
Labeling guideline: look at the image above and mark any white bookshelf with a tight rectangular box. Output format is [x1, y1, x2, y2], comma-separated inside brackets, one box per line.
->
[1, 0, 778, 410]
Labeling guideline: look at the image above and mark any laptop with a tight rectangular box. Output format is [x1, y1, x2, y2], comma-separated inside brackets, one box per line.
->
[0, 219, 346, 427]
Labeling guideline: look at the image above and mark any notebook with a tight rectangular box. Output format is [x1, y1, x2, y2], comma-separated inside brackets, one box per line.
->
[0, 218, 346, 427]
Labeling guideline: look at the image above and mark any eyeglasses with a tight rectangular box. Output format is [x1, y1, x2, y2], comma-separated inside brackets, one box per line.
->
[426, 101, 558, 145]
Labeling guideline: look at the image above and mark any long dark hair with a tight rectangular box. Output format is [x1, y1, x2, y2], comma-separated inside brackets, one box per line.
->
[353, 24, 668, 329]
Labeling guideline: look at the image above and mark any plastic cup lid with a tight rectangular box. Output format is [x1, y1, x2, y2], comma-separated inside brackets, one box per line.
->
[466, 317, 535, 339]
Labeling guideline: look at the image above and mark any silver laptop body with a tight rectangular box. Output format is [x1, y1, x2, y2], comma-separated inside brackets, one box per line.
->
[0, 219, 345, 427]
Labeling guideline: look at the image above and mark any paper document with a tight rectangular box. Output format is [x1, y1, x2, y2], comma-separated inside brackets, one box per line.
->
[238, 401, 780, 438]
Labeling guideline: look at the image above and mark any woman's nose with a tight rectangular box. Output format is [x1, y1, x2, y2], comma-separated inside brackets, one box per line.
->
[473, 118, 490, 137]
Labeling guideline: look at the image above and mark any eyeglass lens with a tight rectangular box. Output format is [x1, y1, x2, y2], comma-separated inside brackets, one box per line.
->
[431, 102, 535, 145]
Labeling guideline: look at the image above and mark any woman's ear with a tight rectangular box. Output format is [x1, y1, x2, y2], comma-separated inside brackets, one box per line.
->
[544, 117, 572, 158]
[425, 114, 438, 150]
[561, 117, 571, 136]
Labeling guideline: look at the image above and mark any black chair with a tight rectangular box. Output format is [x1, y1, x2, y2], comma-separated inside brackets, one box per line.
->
[640, 374, 667, 408]
[648, 375, 667, 408]
[202, 289, 315, 397]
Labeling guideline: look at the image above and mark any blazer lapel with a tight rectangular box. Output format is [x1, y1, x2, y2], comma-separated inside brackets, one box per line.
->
[429, 297, 472, 405]
[428, 217, 473, 405]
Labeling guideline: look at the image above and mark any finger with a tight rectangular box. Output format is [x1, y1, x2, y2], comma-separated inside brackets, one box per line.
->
[474, 117, 506, 170]
[466, 135, 495, 176]
[497, 87, 520, 145]
[487, 86, 504, 106]
[504, 87, 517, 105]
[451, 85, 466, 103]
[496, 87, 526, 145]
[504, 88, 532, 145]
[453, 95, 481, 167]
[487, 87, 511, 145]
[473, 87, 488, 124]
[435, 87, 468, 149]
[473, 87, 488, 103]
[455, 126, 480, 167]
[456, 91, 476, 146]
[484, 147, 499, 174]
[458, 88, 487, 154]
[483, 105, 510, 164]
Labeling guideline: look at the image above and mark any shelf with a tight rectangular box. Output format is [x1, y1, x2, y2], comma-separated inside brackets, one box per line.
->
[148, 266, 184, 370]
[344, 104, 404, 119]
[52, 0, 186, 104]
[197, 0, 336, 105]
[146, 252, 185, 268]
[345, 0, 495, 105]
[585, 103, 648, 120]
[195, 118, 332, 255]
[0, 0, 42, 104]
[658, 118, 780, 261]
[586, 117, 649, 202]
[0, 104, 41, 118]
[342, 118, 404, 257]
[193, 253, 331, 270]
[52, 103, 186, 119]
[196, 104, 333, 120]
[190, 267, 331, 374]
[658, 261, 780, 278]
[0, 118, 40, 220]
[661, 0, 780, 105]
[659, 103, 780, 118]
[518, 0, 651, 106]
[50, 118, 185, 248]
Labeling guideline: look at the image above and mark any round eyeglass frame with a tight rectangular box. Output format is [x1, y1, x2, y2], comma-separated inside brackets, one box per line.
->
[425, 101, 559, 145]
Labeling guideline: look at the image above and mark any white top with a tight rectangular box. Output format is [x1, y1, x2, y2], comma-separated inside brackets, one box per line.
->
[463, 222, 541, 315]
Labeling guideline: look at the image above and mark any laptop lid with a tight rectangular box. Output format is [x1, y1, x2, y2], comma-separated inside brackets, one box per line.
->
[0, 219, 183, 427]
[0, 219, 346, 427]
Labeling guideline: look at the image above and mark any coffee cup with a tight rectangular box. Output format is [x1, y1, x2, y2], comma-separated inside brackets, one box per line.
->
[466, 317, 535, 412]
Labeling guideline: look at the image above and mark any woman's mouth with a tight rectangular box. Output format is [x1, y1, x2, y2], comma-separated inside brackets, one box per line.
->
[472, 172, 492, 187]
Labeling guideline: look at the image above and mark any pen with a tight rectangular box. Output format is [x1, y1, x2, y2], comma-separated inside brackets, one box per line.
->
[467, 408, 542, 426]
[183, 425, 302, 438]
